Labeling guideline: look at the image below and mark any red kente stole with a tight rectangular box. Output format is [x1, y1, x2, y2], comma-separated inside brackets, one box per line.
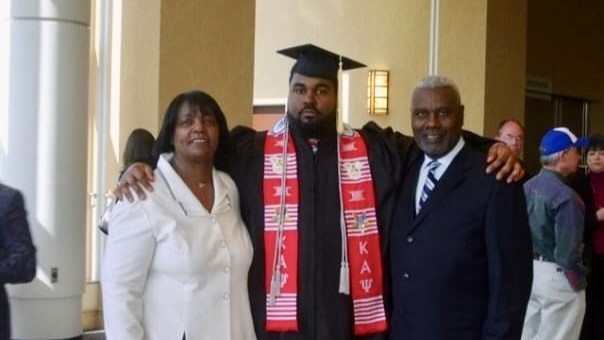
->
[263, 119, 387, 335]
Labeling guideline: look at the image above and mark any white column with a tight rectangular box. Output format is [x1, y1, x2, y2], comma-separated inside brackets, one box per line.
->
[0, 1, 90, 338]
[429, 0, 440, 75]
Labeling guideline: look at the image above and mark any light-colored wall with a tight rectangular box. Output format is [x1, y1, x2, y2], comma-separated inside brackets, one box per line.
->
[160, 0, 255, 129]
[254, 0, 431, 135]
[254, 0, 527, 136]
[438, 0, 487, 134]
[90, 0, 161, 185]
[438, 0, 527, 136]
[99, 0, 256, 171]
[119, 0, 161, 145]
[484, 1, 527, 137]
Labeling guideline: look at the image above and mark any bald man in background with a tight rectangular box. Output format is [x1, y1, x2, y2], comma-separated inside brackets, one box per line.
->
[496, 119, 525, 158]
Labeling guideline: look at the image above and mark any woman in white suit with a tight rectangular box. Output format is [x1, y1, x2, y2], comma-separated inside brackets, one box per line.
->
[102, 90, 256, 340]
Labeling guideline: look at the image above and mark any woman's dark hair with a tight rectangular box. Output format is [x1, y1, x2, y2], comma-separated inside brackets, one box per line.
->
[153, 90, 231, 172]
[122, 128, 155, 168]
[588, 134, 604, 152]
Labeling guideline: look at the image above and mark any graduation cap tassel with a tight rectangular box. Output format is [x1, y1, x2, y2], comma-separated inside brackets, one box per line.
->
[269, 267, 282, 306]
[338, 207, 350, 295]
[336, 56, 344, 134]
[339, 262, 350, 295]
[337, 136, 350, 295]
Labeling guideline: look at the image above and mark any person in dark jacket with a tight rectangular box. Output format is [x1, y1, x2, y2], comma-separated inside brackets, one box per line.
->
[0, 183, 36, 340]
[390, 76, 533, 340]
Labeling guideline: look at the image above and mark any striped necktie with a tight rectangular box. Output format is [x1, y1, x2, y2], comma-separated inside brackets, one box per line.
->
[419, 160, 441, 210]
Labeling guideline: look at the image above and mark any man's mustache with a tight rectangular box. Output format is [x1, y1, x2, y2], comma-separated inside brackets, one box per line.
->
[299, 103, 318, 114]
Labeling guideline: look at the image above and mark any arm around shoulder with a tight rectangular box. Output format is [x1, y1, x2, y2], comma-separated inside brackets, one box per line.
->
[483, 181, 533, 339]
[362, 121, 415, 162]
[462, 129, 496, 150]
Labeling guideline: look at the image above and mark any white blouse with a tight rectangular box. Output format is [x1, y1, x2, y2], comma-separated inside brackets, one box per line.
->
[102, 153, 256, 340]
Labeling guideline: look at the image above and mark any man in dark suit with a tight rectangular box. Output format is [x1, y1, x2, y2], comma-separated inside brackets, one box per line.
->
[389, 76, 533, 340]
[0, 183, 36, 340]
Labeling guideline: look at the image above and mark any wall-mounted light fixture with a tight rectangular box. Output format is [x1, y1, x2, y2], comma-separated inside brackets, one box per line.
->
[367, 70, 389, 116]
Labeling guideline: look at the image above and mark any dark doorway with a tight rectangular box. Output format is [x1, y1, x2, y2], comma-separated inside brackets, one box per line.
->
[524, 93, 591, 178]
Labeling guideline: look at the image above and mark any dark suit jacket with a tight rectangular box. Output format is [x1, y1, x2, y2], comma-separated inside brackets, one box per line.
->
[0, 184, 36, 340]
[389, 144, 533, 340]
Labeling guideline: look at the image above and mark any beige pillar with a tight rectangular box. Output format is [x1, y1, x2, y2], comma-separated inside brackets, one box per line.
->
[159, 0, 256, 128]
[438, 0, 527, 136]
[1, 1, 91, 338]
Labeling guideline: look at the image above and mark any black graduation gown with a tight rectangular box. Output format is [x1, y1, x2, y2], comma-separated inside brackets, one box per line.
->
[230, 121, 412, 340]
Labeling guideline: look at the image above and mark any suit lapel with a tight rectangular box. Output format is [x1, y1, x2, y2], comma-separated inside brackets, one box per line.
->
[408, 145, 472, 233]
[398, 158, 422, 237]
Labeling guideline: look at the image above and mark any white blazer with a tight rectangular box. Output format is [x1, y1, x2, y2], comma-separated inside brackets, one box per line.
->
[102, 153, 256, 340]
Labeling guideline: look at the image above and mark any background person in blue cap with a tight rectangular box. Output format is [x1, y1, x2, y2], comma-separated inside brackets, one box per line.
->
[522, 127, 589, 340]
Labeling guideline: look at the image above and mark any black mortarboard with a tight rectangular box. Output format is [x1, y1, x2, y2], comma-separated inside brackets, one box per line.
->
[277, 44, 366, 82]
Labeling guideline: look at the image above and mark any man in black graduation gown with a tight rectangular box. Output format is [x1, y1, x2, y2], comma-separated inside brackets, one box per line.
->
[228, 45, 410, 340]
[115, 45, 521, 340]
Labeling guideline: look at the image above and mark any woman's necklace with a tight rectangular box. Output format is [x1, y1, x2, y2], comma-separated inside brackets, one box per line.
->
[197, 181, 212, 189]
[196, 179, 214, 211]
[170, 159, 212, 191]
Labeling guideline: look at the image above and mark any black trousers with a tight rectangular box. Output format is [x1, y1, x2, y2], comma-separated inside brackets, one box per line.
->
[581, 254, 604, 340]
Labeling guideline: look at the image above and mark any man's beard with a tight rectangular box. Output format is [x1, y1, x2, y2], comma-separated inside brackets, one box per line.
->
[288, 111, 336, 139]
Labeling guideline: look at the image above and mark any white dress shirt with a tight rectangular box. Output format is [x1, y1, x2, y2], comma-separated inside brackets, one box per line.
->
[102, 153, 256, 340]
[415, 137, 466, 213]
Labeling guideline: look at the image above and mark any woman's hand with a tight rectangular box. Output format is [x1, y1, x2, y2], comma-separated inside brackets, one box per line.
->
[114, 163, 155, 202]
[485, 142, 525, 183]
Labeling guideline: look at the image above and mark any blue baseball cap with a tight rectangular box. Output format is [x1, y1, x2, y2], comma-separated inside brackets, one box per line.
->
[539, 127, 589, 156]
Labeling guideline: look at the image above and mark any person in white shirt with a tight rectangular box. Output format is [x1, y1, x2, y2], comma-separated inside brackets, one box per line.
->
[101, 90, 256, 340]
